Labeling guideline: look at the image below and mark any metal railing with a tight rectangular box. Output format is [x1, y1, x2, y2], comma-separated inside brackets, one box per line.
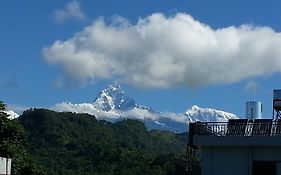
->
[193, 119, 281, 136]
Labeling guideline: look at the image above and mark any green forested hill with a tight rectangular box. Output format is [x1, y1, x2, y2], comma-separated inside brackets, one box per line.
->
[19, 108, 187, 175]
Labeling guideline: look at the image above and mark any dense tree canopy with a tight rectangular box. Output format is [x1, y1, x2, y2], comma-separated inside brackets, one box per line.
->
[0, 101, 44, 175]
[20, 108, 188, 175]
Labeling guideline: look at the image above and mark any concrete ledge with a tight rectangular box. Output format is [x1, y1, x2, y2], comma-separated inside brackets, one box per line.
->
[194, 135, 281, 146]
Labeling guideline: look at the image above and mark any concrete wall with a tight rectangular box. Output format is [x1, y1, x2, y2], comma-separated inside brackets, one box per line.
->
[277, 163, 281, 175]
[201, 146, 281, 175]
[253, 147, 281, 161]
[201, 147, 250, 175]
[194, 136, 281, 147]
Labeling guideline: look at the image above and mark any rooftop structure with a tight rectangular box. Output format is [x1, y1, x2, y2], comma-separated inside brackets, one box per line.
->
[185, 89, 281, 175]
[273, 89, 281, 120]
[187, 119, 281, 175]
[246, 101, 262, 120]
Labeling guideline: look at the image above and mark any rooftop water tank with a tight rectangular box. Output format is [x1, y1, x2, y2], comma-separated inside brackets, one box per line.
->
[273, 89, 281, 111]
[246, 101, 262, 120]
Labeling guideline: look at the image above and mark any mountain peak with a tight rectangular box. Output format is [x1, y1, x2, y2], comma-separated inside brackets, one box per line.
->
[112, 80, 121, 87]
[93, 81, 136, 111]
[53, 83, 239, 132]
[191, 105, 200, 111]
[185, 105, 238, 122]
[106, 81, 122, 92]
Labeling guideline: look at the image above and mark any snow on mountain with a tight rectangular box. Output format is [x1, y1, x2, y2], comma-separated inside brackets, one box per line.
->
[93, 81, 136, 111]
[2, 110, 20, 119]
[53, 82, 238, 132]
[185, 105, 238, 122]
[54, 102, 120, 121]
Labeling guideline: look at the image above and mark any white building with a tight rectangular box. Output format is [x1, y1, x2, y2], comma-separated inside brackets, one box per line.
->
[187, 119, 281, 175]
[0, 157, 11, 175]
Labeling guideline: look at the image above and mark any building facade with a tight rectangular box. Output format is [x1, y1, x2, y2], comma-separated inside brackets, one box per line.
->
[188, 119, 281, 175]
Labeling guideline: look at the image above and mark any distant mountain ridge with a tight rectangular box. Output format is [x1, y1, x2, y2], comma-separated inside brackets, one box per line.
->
[53, 82, 238, 132]
[185, 105, 238, 122]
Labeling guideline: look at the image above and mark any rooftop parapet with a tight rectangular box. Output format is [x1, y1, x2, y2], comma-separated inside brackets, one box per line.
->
[191, 119, 281, 137]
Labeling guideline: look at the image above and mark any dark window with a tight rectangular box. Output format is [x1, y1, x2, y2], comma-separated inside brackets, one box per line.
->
[253, 161, 276, 175]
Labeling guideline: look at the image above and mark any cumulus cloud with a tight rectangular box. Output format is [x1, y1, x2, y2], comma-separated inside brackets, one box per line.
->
[54, 0, 86, 23]
[43, 13, 281, 88]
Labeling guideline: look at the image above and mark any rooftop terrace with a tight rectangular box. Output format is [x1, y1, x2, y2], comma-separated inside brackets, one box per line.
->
[187, 119, 281, 148]
[191, 119, 281, 137]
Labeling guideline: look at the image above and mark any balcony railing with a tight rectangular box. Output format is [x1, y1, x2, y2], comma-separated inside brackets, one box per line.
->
[193, 119, 281, 136]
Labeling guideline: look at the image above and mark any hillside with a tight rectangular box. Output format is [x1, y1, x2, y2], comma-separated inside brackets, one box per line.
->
[19, 108, 187, 175]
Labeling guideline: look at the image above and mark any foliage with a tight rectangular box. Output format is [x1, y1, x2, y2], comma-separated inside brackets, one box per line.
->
[0, 101, 45, 175]
[19, 108, 188, 175]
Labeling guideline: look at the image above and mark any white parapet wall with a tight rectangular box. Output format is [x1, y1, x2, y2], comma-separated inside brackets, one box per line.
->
[0, 157, 11, 175]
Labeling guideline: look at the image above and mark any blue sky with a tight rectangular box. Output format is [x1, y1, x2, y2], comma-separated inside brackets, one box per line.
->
[1, 0, 281, 118]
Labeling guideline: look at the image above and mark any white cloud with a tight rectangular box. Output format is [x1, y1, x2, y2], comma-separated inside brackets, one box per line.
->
[52, 102, 188, 123]
[52, 102, 237, 125]
[117, 108, 160, 121]
[54, 0, 86, 23]
[44, 13, 281, 88]
[53, 102, 120, 120]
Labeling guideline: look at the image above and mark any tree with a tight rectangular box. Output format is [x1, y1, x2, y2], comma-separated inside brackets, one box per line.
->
[0, 101, 45, 175]
[0, 101, 6, 111]
[19, 108, 188, 175]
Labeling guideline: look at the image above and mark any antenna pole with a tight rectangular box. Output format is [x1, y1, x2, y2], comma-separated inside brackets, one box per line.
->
[253, 79, 256, 101]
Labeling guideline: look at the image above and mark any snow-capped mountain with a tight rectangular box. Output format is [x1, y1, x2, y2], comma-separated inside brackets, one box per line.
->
[53, 82, 238, 132]
[93, 81, 136, 111]
[185, 105, 238, 122]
